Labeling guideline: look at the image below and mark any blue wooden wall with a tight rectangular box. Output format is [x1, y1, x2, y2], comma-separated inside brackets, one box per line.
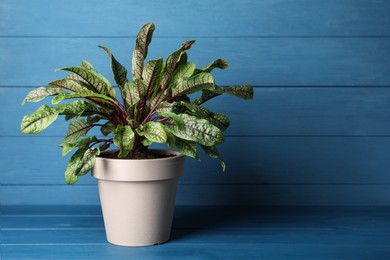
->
[1, 0, 390, 206]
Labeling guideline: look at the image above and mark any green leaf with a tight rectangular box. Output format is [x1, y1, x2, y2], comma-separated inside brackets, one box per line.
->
[48, 78, 86, 93]
[132, 22, 155, 79]
[122, 80, 146, 108]
[222, 85, 254, 100]
[136, 122, 167, 143]
[166, 114, 224, 146]
[99, 45, 128, 87]
[160, 40, 195, 90]
[61, 136, 97, 156]
[142, 58, 163, 96]
[198, 58, 229, 73]
[81, 60, 94, 70]
[57, 66, 116, 99]
[60, 118, 93, 146]
[177, 102, 230, 131]
[113, 124, 135, 158]
[20, 105, 59, 134]
[171, 72, 215, 99]
[157, 111, 184, 129]
[200, 145, 226, 171]
[176, 138, 199, 160]
[52, 91, 118, 109]
[65, 148, 100, 184]
[22, 87, 64, 105]
[77, 148, 100, 176]
[101, 121, 115, 136]
[171, 62, 196, 83]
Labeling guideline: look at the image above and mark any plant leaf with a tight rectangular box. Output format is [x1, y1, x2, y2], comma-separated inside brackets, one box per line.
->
[171, 62, 196, 83]
[160, 40, 195, 90]
[113, 124, 135, 158]
[99, 45, 128, 87]
[176, 138, 199, 160]
[57, 66, 116, 99]
[132, 22, 155, 79]
[222, 85, 254, 100]
[142, 58, 163, 96]
[81, 60, 94, 70]
[176, 102, 230, 131]
[48, 78, 86, 93]
[171, 72, 215, 99]
[76, 148, 100, 176]
[20, 105, 59, 134]
[122, 79, 146, 107]
[61, 136, 97, 156]
[22, 87, 64, 105]
[52, 91, 118, 109]
[198, 58, 229, 73]
[136, 122, 167, 143]
[60, 118, 93, 146]
[65, 147, 100, 184]
[166, 114, 224, 146]
[101, 121, 115, 136]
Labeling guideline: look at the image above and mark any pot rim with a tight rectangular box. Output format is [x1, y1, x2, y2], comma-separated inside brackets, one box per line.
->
[92, 149, 186, 182]
[97, 149, 185, 162]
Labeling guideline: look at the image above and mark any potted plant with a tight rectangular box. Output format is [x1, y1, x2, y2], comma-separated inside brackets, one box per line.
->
[20, 22, 253, 246]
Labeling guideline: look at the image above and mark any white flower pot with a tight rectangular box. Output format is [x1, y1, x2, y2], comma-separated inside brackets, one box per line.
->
[92, 150, 185, 247]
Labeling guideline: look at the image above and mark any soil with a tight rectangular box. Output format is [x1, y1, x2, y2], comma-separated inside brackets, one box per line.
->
[100, 150, 176, 160]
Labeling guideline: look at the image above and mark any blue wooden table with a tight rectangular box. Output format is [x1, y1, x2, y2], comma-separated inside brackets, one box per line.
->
[2, 206, 390, 259]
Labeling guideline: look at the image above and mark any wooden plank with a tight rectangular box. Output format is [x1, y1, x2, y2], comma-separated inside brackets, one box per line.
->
[1, 38, 390, 86]
[2, 136, 390, 185]
[2, 184, 390, 206]
[2, 206, 390, 258]
[2, 243, 390, 259]
[3, 206, 390, 230]
[2, 0, 390, 37]
[4, 87, 390, 137]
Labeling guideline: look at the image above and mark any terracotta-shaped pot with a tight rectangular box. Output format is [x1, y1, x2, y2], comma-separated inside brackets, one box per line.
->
[92, 150, 185, 247]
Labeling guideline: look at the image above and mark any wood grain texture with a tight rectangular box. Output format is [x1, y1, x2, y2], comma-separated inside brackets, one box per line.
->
[2, 137, 390, 186]
[1, 0, 390, 207]
[2, 206, 390, 259]
[1, 37, 390, 86]
[2, 0, 390, 37]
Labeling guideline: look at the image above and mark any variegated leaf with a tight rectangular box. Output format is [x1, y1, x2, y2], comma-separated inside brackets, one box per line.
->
[113, 124, 135, 158]
[132, 22, 155, 79]
[48, 78, 86, 93]
[99, 45, 128, 87]
[171, 72, 215, 98]
[221, 84, 254, 100]
[61, 136, 97, 156]
[60, 118, 93, 146]
[166, 114, 224, 146]
[176, 138, 199, 160]
[81, 60, 94, 70]
[22, 87, 64, 105]
[76, 148, 100, 176]
[142, 58, 163, 96]
[136, 122, 167, 143]
[171, 62, 196, 83]
[198, 58, 229, 73]
[160, 40, 195, 90]
[52, 91, 118, 109]
[122, 80, 141, 107]
[57, 66, 116, 99]
[20, 105, 59, 134]
[101, 121, 115, 136]
[65, 148, 100, 184]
